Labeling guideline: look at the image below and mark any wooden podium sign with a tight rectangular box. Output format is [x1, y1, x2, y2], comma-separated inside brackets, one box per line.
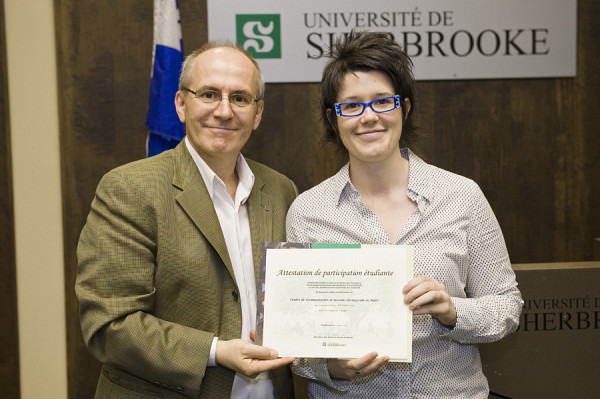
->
[480, 262, 600, 398]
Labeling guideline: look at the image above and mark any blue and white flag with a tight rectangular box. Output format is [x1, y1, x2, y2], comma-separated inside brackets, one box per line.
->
[146, 0, 185, 157]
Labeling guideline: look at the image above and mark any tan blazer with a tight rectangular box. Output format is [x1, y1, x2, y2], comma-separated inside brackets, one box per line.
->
[76, 141, 298, 398]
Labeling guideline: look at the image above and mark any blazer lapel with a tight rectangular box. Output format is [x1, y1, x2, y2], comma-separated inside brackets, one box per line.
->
[171, 142, 236, 282]
[247, 173, 273, 280]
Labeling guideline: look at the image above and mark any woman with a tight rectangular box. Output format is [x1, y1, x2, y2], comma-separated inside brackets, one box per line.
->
[286, 31, 523, 398]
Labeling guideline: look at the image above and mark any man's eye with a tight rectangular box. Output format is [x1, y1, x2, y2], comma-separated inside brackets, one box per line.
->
[231, 94, 249, 104]
[199, 91, 219, 101]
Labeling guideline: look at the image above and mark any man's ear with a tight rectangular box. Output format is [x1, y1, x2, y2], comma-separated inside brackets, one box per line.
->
[252, 100, 265, 131]
[175, 90, 186, 123]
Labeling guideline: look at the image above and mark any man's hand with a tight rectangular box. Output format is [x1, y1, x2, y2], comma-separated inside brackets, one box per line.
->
[327, 352, 390, 380]
[403, 275, 457, 327]
[215, 338, 294, 378]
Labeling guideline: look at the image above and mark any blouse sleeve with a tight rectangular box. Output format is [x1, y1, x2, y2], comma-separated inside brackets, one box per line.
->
[441, 184, 523, 344]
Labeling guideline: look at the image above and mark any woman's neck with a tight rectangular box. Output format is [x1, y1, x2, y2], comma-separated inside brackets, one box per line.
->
[349, 149, 410, 196]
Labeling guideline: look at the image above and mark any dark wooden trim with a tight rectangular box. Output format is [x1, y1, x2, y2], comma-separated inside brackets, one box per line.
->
[0, 0, 21, 397]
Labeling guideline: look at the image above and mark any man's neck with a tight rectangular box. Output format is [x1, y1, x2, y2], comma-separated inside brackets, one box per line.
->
[184, 137, 242, 201]
[203, 156, 239, 201]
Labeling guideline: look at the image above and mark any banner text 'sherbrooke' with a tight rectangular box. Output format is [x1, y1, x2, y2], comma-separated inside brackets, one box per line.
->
[306, 29, 549, 59]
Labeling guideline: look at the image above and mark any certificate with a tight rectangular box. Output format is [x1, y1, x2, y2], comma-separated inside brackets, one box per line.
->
[256, 243, 413, 362]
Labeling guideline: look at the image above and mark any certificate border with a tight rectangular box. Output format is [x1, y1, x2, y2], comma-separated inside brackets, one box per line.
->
[256, 242, 413, 362]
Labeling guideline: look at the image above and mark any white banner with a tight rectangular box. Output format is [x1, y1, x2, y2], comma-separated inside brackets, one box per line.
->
[207, 0, 577, 82]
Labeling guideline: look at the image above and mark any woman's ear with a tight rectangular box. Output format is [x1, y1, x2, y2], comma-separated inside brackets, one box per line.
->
[326, 108, 336, 130]
[403, 97, 412, 122]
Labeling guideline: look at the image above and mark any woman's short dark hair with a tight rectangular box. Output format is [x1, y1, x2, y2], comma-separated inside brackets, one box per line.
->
[320, 30, 418, 156]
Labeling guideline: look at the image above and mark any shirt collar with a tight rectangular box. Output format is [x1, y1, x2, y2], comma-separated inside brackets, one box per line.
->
[185, 136, 254, 204]
[402, 148, 433, 206]
[331, 163, 354, 207]
[332, 148, 433, 208]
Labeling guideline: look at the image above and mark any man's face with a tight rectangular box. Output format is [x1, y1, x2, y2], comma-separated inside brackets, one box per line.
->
[175, 47, 263, 167]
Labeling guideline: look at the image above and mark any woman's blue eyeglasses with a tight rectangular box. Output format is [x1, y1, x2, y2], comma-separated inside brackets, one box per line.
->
[334, 95, 403, 117]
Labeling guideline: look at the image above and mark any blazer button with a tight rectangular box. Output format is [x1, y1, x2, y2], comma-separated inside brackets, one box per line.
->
[232, 291, 239, 301]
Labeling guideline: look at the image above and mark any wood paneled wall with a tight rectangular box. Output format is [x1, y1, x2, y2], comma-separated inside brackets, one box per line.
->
[0, 0, 20, 397]
[53, 1, 599, 397]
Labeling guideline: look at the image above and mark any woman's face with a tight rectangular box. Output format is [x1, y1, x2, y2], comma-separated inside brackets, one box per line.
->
[331, 70, 410, 166]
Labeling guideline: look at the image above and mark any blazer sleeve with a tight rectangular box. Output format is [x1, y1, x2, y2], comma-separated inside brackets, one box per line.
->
[76, 169, 214, 397]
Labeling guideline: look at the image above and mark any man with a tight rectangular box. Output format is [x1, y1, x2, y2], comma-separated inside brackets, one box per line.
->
[76, 42, 298, 398]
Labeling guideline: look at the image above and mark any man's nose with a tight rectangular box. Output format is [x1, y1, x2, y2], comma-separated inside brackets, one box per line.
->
[213, 96, 234, 118]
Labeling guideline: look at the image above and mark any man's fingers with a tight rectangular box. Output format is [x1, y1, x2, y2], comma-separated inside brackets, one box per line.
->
[244, 356, 295, 377]
[242, 343, 279, 360]
[260, 356, 295, 369]
[216, 339, 294, 378]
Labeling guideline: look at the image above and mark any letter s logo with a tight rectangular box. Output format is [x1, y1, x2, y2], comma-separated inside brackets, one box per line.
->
[242, 21, 274, 53]
[236, 14, 281, 59]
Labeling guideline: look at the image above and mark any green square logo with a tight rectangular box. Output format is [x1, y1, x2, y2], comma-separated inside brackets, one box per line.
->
[236, 14, 281, 59]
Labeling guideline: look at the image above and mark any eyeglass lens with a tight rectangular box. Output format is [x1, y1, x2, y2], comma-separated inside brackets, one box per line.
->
[336, 96, 400, 117]
[188, 89, 257, 107]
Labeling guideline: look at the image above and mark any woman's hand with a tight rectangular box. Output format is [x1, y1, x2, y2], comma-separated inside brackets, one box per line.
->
[403, 275, 457, 327]
[327, 352, 390, 380]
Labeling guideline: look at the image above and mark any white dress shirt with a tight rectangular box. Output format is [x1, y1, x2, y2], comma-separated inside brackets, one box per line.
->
[186, 137, 275, 399]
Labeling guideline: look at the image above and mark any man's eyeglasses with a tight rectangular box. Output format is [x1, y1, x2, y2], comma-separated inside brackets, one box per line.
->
[183, 88, 260, 108]
[334, 95, 403, 117]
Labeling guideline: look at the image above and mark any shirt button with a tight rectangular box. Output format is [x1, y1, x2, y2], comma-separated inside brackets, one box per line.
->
[232, 291, 239, 301]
